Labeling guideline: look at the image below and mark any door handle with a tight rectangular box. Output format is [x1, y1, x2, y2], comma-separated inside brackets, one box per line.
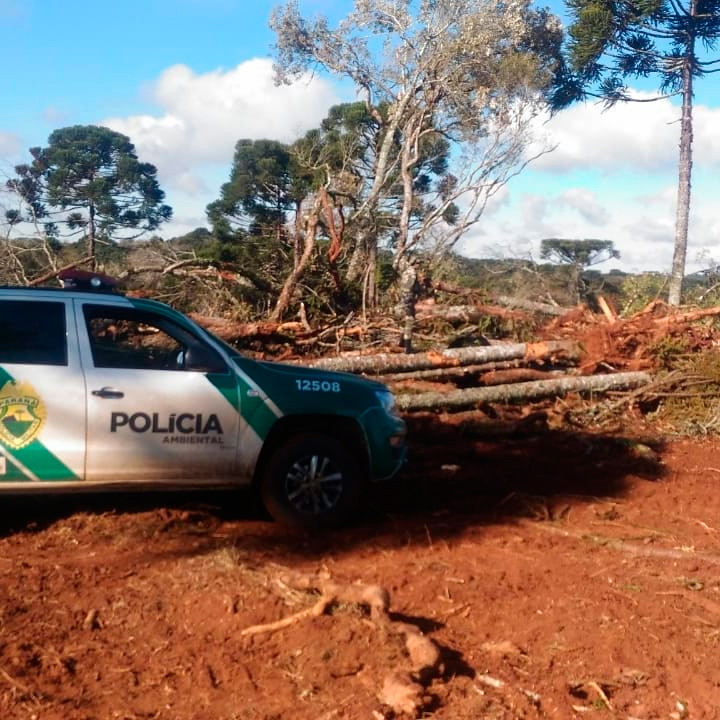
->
[92, 387, 125, 399]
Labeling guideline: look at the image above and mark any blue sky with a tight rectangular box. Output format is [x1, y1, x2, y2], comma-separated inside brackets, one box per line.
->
[2, 0, 720, 276]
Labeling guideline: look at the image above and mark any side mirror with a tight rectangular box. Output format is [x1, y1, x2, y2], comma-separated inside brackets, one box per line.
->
[183, 345, 226, 373]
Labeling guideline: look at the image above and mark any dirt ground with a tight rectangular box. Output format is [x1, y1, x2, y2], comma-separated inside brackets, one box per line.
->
[2, 412, 720, 720]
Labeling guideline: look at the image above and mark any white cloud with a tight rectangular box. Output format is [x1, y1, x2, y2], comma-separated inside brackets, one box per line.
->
[635, 184, 676, 209]
[519, 194, 548, 226]
[172, 172, 208, 196]
[99, 66, 720, 266]
[103, 58, 340, 191]
[459, 178, 720, 276]
[530, 92, 720, 174]
[461, 91, 720, 275]
[696, 108, 720, 164]
[559, 188, 610, 226]
[0, 131, 22, 157]
[481, 184, 510, 217]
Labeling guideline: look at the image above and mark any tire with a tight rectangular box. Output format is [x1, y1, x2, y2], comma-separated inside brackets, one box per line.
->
[260, 433, 364, 529]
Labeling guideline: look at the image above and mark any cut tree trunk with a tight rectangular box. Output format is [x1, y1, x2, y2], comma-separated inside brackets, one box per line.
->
[189, 315, 290, 342]
[396, 371, 651, 412]
[294, 340, 581, 375]
[396, 257, 418, 353]
[649, 305, 720, 327]
[477, 368, 568, 386]
[416, 304, 527, 324]
[376, 359, 527, 383]
[387, 367, 568, 387]
[496, 296, 568, 316]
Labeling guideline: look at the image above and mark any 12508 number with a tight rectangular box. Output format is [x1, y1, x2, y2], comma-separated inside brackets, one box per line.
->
[295, 379, 341, 392]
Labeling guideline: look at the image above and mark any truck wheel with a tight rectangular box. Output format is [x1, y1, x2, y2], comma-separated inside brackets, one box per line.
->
[260, 433, 364, 529]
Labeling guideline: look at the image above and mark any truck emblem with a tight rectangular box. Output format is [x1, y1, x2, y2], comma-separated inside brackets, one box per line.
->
[0, 381, 47, 450]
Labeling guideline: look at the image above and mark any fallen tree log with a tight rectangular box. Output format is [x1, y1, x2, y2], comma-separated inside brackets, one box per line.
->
[189, 314, 293, 342]
[377, 359, 526, 383]
[597, 295, 619, 323]
[416, 303, 527, 324]
[377, 355, 582, 383]
[29, 255, 95, 287]
[496, 295, 569, 316]
[396, 371, 651, 412]
[294, 340, 581, 375]
[649, 305, 720, 327]
[120, 260, 277, 293]
[478, 368, 569, 386]
[388, 368, 569, 389]
[431, 279, 480, 297]
[432, 281, 568, 317]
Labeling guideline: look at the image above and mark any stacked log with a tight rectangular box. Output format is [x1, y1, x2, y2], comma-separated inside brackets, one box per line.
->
[292, 300, 720, 413]
[296, 339, 651, 413]
[294, 340, 580, 374]
[394, 371, 651, 412]
[191, 296, 720, 415]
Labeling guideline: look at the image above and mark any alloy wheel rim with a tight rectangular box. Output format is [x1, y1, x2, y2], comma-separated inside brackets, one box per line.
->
[285, 454, 344, 515]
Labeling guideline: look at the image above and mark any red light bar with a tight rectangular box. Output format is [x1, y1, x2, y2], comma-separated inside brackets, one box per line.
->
[58, 269, 119, 291]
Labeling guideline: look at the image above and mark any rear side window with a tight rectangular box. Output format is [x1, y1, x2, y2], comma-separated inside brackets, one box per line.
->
[0, 300, 67, 366]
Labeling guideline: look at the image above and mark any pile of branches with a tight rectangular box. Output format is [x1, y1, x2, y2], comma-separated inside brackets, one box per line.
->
[540, 299, 720, 373]
[188, 310, 392, 358]
[295, 299, 720, 425]
[192, 294, 720, 427]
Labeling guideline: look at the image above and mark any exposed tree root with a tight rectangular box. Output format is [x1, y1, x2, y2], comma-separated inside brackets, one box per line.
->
[240, 597, 330, 637]
[241, 569, 442, 717]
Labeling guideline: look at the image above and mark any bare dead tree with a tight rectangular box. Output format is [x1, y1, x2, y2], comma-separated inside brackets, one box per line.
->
[0, 178, 62, 285]
[271, 0, 564, 343]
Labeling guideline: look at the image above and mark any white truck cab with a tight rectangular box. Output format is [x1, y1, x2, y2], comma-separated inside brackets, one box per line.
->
[0, 274, 406, 527]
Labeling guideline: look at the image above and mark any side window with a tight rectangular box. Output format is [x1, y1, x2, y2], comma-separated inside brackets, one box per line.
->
[83, 305, 225, 373]
[0, 300, 67, 366]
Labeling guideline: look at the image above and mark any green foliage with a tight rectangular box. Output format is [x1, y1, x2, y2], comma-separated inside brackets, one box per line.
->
[271, 0, 565, 278]
[294, 102, 380, 195]
[433, 252, 633, 311]
[540, 238, 619, 303]
[292, 101, 458, 244]
[8, 125, 172, 250]
[647, 351, 720, 435]
[207, 138, 311, 241]
[554, 0, 720, 304]
[540, 238, 619, 267]
[680, 267, 720, 307]
[560, 0, 720, 103]
[648, 335, 690, 369]
[203, 102, 462, 321]
[205, 138, 317, 307]
[617, 272, 667, 316]
[171, 227, 214, 250]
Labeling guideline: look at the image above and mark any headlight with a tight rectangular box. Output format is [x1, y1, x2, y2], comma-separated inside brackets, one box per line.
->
[375, 389, 399, 416]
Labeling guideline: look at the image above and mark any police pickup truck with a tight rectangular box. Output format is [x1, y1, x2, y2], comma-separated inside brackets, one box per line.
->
[0, 271, 406, 528]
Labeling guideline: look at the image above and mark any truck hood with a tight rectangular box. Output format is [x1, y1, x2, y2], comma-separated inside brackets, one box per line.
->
[253, 359, 388, 393]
